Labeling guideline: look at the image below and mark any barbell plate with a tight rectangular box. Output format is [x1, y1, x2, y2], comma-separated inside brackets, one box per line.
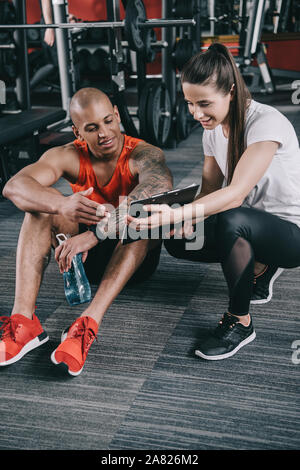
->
[143, 28, 157, 63]
[174, 0, 195, 18]
[124, 0, 147, 53]
[173, 38, 198, 70]
[176, 97, 194, 141]
[138, 80, 156, 140]
[146, 82, 172, 147]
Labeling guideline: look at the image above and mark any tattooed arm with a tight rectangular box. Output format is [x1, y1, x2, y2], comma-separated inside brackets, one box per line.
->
[129, 143, 173, 201]
[99, 143, 173, 240]
[54, 144, 173, 267]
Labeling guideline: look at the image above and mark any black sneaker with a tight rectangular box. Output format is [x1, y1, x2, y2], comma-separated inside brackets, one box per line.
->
[195, 313, 256, 360]
[250, 266, 284, 305]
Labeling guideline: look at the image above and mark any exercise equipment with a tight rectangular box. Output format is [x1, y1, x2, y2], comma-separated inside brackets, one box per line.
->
[27, 23, 41, 46]
[77, 48, 92, 75]
[0, 0, 198, 147]
[0, 107, 66, 197]
[0, 48, 18, 80]
[0, 1, 17, 83]
[87, 48, 110, 75]
[143, 28, 157, 63]
[138, 81, 172, 147]
[146, 82, 172, 147]
[0, 0, 195, 56]
[138, 80, 156, 139]
[173, 38, 197, 70]
[237, 0, 276, 93]
[173, 0, 195, 19]
[176, 97, 195, 141]
[124, 0, 147, 53]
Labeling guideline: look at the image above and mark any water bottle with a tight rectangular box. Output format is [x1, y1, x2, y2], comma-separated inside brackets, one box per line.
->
[56, 233, 92, 306]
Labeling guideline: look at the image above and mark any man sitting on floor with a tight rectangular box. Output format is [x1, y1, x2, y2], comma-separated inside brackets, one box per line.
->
[1, 87, 173, 375]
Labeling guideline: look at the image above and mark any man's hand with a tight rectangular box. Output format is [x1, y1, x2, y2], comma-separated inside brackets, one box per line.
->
[58, 187, 109, 225]
[55, 230, 98, 273]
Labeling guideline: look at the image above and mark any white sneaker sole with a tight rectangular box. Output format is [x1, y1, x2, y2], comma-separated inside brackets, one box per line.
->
[195, 330, 256, 361]
[250, 268, 284, 305]
[0, 332, 49, 366]
[50, 330, 83, 376]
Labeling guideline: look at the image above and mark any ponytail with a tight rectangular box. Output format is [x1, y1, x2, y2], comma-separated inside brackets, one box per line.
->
[181, 43, 251, 184]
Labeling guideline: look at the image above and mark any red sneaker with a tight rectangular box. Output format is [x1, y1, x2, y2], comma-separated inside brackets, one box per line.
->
[51, 316, 98, 376]
[0, 313, 49, 366]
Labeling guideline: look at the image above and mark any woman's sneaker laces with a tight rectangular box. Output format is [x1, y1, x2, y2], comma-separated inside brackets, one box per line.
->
[195, 312, 256, 360]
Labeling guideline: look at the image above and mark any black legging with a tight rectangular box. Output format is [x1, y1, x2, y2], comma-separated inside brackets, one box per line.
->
[164, 207, 300, 316]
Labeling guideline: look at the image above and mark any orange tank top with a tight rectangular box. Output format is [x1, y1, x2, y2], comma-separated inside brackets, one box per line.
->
[70, 134, 143, 208]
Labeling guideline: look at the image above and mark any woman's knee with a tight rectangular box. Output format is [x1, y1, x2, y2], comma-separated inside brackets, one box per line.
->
[216, 208, 251, 238]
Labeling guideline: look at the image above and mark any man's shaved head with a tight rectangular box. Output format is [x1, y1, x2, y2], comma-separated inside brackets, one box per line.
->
[70, 87, 114, 127]
[69, 87, 123, 160]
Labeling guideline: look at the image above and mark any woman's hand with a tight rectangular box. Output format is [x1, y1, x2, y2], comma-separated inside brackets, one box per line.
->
[44, 28, 55, 47]
[126, 204, 176, 231]
[55, 231, 98, 273]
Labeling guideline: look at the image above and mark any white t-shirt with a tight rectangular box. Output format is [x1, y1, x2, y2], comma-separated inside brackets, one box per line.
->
[202, 99, 300, 227]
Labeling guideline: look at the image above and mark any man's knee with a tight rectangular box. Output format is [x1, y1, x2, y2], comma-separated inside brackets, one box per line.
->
[22, 209, 78, 249]
[23, 211, 53, 227]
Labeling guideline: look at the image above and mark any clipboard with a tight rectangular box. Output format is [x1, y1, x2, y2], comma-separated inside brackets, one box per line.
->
[121, 183, 200, 245]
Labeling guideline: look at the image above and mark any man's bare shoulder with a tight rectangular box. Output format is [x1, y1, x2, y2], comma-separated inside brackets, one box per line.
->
[40, 141, 79, 160]
[131, 141, 164, 159]
[39, 142, 81, 182]
[129, 142, 165, 174]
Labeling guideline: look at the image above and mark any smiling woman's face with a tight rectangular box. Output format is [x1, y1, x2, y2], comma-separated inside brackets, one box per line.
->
[182, 82, 233, 130]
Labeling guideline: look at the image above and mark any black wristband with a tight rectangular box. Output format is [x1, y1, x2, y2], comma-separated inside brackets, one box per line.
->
[88, 224, 102, 242]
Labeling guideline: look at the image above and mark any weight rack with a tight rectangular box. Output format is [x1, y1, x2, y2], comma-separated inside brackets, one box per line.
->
[1, 0, 288, 150]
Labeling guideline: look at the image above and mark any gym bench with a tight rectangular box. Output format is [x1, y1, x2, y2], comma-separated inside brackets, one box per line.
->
[0, 106, 66, 197]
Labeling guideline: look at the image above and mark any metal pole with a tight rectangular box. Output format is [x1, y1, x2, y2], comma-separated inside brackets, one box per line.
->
[0, 19, 195, 30]
[208, 0, 215, 36]
[162, 0, 176, 148]
[244, 0, 266, 60]
[106, 0, 138, 137]
[194, 0, 202, 50]
[250, 0, 266, 54]
[13, 0, 30, 110]
[52, 0, 75, 115]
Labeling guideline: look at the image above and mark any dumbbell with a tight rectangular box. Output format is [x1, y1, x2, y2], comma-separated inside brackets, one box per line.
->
[87, 48, 110, 75]
[77, 48, 92, 74]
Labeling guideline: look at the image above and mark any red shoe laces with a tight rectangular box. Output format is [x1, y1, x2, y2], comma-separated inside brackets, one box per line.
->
[70, 317, 98, 355]
[0, 316, 19, 341]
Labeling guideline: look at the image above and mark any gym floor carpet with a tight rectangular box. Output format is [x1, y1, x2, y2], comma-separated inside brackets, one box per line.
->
[0, 90, 299, 450]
